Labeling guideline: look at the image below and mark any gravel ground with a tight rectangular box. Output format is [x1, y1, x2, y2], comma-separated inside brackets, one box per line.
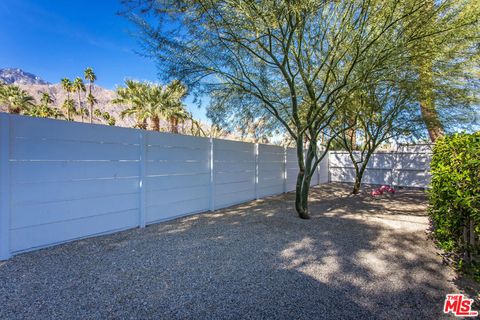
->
[0, 183, 466, 319]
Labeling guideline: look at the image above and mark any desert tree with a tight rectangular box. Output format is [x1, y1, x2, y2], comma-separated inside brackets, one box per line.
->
[407, 0, 480, 141]
[334, 74, 420, 194]
[123, 0, 475, 218]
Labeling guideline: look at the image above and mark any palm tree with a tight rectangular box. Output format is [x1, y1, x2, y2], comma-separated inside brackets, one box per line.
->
[84, 67, 97, 123]
[62, 99, 76, 121]
[40, 92, 53, 106]
[73, 77, 86, 122]
[61, 78, 75, 120]
[94, 108, 102, 118]
[0, 83, 35, 114]
[113, 80, 152, 130]
[25, 92, 63, 119]
[163, 80, 188, 133]
[86, 93, 97, 120]
[113, 79, 189, 132]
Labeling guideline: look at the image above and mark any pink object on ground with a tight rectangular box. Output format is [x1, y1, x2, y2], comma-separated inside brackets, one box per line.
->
[379, 185, 395, 194]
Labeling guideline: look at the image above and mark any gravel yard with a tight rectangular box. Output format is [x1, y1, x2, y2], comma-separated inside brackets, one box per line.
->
[0, 183, 464, 319]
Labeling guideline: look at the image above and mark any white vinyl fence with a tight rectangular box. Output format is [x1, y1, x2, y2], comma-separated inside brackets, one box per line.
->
[0, 114, 433, 259]
[0, 114, 328, 259]
[328, 144, 432, 188]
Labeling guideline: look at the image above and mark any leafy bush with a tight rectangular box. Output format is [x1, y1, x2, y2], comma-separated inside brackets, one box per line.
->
[429, 132, 479, 278]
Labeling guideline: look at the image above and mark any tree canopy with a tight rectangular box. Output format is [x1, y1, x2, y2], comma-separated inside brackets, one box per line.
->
[123, 0, 479, 218]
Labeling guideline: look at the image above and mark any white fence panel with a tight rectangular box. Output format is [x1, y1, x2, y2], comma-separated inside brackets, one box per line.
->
[285, 148, 299, 192]
[285, 148, 328, 190]
[318, 155, 329, 183]
[257, 144, 284, 198]
[7, 115, 141, 254]
[145, 132, 211, 223]
[213, 139, 256, 209]
[328, 149, 432, 188]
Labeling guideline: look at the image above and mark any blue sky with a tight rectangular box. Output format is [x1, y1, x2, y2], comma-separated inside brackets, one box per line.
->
[0, 0, 207, 120]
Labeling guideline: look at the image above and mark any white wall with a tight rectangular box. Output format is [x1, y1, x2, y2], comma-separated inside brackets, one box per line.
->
[257, 144, 284, 198]
[0, 114, 327, 259]
[213, 139, 256, 209]
[145, 132, 211, 223]
[6, 115, 141, 254]
[328, 149, 431, 188]
[0, 114, 431, 260]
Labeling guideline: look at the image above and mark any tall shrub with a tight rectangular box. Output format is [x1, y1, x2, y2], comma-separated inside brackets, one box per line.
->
[429, 132, 479, 277]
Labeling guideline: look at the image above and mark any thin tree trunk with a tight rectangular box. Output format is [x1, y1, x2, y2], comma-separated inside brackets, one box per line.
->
[66, 92, 71, 121]
[151, 115, 160, 131]
[420, 103, 444, 142]
[353, 163, 368, 194]
[89, 83, 93, 124]
[347, 118, 356, 150]
[417, 0, 444, 142]
[138, 118, 147, 130]
[170, 117, 179, 133]
[294, 138, 317, 219]
[78, 92, 83, 122]
[294, 135, 309, 219]
[352, 153, 372, 194]
[419, 62, 444, 142]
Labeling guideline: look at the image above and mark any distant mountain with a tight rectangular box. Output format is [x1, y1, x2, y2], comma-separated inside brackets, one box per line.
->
[0, 68, 226, 139]
[0, 68, 137, 127]
[0, 68, 50, 85]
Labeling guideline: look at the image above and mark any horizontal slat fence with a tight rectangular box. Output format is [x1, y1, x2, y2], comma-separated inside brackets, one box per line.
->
[329, 147, 432, 188]
[0, 114, 328, 259]
[0, 114, 430, 260]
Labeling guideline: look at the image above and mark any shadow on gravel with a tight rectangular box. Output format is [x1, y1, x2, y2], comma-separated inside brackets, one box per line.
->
[0, 183, 458, 319]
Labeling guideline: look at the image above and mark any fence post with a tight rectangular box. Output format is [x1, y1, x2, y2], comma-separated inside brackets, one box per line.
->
[138, 131, 146, 228]
[209, 138, 215, 211]
[254, 143, 259, 199]
[283, 147, 287, 193]
[327, 151, 331, 183]
[391, 145, 399, 187]
[0, 114, 11, 260]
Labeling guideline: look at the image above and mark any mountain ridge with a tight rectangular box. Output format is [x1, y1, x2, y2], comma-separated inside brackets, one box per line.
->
[0, 68, 50, 85]
[0, 68, 135, 127]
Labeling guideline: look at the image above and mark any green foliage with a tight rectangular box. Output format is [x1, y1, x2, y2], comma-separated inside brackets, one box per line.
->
[0, 83, 35, 114]
[113, 79, 188, 131]
[124, 0, 479, 218]
[429, 132, 480, 278]
[62, 99, 76, 121]
[84, 67, 97, 124]
[102, 111, 111, 120]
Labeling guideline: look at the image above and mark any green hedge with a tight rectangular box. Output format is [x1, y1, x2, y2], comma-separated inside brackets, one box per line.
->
[429, 132, 480, 279]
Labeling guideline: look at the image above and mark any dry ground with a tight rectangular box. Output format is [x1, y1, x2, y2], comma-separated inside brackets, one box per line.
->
[0, 183, 470, 319]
